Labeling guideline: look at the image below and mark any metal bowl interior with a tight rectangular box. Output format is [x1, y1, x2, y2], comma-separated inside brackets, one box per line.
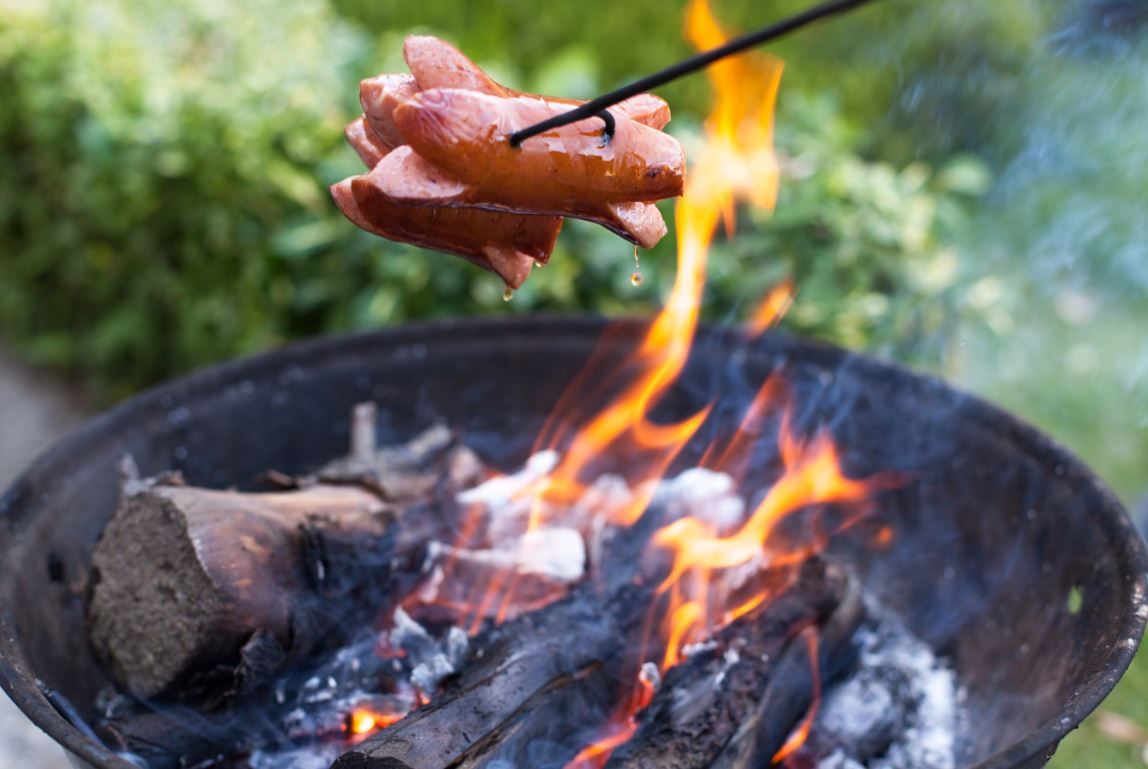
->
[0, 316, 1144, 769]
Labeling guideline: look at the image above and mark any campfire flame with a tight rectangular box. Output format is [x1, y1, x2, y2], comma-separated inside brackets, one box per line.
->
[356, 1, 886, 763]
[530, 0, 785, 524]
[558, 2, 855, 765]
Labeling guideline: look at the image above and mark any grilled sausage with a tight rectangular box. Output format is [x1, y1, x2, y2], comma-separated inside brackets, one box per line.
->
[358, 74, 419, 151]
[373, 89, 683, 247]
[344, 117, 388, 167]
[402, 35, 671, 130]
[330, 168, 561, 288]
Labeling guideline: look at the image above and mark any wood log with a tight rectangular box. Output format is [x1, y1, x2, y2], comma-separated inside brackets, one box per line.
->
[604, 558, 863, 769]
[88, 416, 486, 708]
[88, 482, 395, 706]
[330, 582, 652, 769]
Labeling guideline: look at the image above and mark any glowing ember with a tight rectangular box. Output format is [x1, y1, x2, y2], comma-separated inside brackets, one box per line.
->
[346, 707, 403, 740]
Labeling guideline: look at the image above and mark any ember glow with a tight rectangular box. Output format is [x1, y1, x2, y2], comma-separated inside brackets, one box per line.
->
[346, 707, 403, 741]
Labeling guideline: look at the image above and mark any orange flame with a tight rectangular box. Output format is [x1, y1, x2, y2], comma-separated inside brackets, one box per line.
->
[553, 2, 830, 764]
[747, 278, 796, 336]
[524, 0, 785, 523]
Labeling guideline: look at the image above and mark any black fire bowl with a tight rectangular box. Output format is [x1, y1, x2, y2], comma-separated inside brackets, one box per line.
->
[1, 316, 1145, 769]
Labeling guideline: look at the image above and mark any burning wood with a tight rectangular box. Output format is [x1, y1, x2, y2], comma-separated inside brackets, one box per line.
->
[331, 559, 859, 769]
[87, 481, 394, 705]
[332, 582, 652, 769]
[604, 558, 862, 769]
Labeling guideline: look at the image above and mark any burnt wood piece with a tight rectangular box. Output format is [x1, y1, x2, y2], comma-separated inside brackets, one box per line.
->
[87, 482, 394, 706]
[310, 406, 484, 503]
[330, 582, 652, 769]
[710, 562, 864, 769]
[605, 558, 863, 769]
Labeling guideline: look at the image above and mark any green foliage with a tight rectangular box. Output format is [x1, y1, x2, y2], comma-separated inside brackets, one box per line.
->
[0, 0, 988, 400]
[0, 0, 370, 397]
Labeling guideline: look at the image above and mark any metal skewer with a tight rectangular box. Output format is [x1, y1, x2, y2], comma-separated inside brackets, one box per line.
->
[508, 0, 881, 147]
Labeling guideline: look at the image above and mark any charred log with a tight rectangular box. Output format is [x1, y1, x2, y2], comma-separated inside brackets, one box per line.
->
[87, 482, 395, 706]
[331, 582, 652, 769]
[605, 558, 863, 769]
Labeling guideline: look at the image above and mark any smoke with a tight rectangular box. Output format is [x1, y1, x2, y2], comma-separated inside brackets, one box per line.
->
[940, 3, 1148, 501]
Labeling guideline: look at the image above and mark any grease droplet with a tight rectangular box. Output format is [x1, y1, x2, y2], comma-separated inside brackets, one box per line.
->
[630, 271, 644, 286]
[502, 287, 514, 302]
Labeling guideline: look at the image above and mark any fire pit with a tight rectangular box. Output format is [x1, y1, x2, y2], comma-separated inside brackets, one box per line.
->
[0, 316, 1145, 769]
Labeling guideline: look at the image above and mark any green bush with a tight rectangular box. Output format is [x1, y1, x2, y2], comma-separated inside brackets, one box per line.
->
[0, 0, 371, 397]
[0, 0, 986, 400]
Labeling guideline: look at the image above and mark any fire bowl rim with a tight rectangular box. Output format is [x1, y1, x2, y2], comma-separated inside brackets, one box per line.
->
[1, 314, 1145, 769]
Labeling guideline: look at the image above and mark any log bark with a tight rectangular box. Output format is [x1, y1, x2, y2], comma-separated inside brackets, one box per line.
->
[88, 416, 486, 707]
[330, 582, 652, 769]
[604, 558, 863, 769]
[88, 482, 395, 706]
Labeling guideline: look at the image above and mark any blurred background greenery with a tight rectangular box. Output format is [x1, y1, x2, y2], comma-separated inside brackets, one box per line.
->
[0, 0, 1146, 764]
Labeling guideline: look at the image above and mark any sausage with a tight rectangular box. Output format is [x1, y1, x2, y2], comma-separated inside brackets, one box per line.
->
[365, 142, 669, 248]
[330, 165, 561, 288]
[344, 117, 389, 167]
[360, 37, 670, 161]
[334, 34, 679, 276]
[345, 81, 566, 283]
[372, 89, 683, 247]
[358, 73, 419, 150]
[402, 35, 671, 130]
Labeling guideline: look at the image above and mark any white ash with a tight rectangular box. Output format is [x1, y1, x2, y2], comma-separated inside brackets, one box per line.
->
[809, 613, 960, 769]
[713, 647, 742, 689]
[248, 745, 342, 769]
[653, 467, 746, 534]
[456, 450, 557, 509]
[639, 661, 662, 693]
[389, 607, 435, 656]
[446, 626, 470, 669]
[681, 639, 719, 658]
[515, 527, 586, 581]
[423, 528, 585, 583]
[454, 453, 747, 585]
[389, 607, 466, 695]
[411, 655, 457, 695]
